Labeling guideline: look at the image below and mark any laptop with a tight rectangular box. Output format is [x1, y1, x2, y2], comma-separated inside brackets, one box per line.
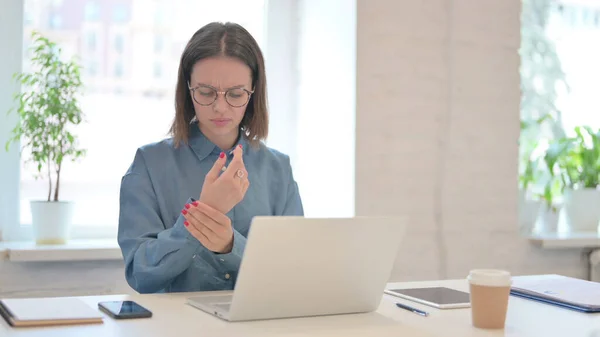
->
[510, 274, 600, 313]
[186, 216, 406, 322]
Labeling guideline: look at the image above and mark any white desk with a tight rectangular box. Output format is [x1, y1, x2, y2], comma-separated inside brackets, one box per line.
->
[1, 278, 598, 337]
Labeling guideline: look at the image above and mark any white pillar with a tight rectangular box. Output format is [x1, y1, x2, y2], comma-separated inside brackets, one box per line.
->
[0, 0, 24, 241]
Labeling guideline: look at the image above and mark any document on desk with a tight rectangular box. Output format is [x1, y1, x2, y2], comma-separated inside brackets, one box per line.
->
[0, 297, 103, 327]
[511, 274, 600, 311]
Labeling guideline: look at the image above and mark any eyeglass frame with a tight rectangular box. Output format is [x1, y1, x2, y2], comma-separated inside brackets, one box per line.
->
[187, 81, 254, 108]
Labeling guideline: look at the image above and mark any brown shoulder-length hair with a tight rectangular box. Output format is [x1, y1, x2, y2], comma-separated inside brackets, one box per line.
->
[169, 22, 268, 148]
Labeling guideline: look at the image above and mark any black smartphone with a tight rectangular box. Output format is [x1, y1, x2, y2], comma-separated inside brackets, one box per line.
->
[98, 300, 152, 319]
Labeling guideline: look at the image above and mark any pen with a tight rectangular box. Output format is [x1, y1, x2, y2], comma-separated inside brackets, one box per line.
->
[395, 302, 429, 317]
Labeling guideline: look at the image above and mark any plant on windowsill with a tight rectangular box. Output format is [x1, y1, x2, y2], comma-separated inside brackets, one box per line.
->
[518, 119, 551, 234]
[4, 31, 86, 244]
[536, 158, 562, 233]
[519, 0, 570, 234]
[518, 149, 543, 234]
[544, 126, 600, 232]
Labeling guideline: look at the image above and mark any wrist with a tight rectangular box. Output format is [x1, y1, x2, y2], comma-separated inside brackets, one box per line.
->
[198, 197, 228, 214]
[218, 234, 234, 254]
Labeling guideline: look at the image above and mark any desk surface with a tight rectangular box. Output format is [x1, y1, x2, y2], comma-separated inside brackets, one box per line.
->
[1, 278, 599, 337]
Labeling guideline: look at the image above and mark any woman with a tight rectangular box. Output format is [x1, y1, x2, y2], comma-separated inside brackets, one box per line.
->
[117, 22, 303, 294]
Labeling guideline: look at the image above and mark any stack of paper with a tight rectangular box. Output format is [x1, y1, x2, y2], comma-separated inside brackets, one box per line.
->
[0, 297, 103, 327]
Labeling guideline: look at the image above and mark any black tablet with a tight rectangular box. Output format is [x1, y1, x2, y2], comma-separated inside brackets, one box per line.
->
[385, 287, 471, 309]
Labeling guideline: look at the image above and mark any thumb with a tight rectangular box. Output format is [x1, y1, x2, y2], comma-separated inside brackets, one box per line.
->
[205, 151, 226, 182]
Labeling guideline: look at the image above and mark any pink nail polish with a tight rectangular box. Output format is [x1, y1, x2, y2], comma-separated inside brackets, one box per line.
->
[239, 144, 243, 149]
[185, 204, 191, 209]
[182, 209, 188, 215]
[184, 221, 189, 227]
[192, 201, 199, 206]
[219, 152, 225, 159]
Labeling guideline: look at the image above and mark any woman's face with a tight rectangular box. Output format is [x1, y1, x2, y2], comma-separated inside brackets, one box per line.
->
[189, 56, 253, 147]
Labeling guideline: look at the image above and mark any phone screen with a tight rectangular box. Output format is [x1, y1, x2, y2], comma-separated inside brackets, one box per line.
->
[388, 287, 471, 305]
[99, 301, 152, 318]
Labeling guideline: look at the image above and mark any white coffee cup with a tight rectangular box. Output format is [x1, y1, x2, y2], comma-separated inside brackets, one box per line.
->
[467, 269, 512, 329]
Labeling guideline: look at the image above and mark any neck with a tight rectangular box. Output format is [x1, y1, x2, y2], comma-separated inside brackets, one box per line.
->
[199, 125, 239, 151]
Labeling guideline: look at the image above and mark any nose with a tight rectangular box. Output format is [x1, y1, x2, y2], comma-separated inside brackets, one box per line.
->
[212, 93, 228, 113]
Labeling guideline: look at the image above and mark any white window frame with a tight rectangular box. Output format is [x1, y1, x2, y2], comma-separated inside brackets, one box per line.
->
[0, 0, 300, 242]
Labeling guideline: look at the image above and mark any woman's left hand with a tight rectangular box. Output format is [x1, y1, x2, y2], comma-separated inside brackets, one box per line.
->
[182, 201, 234, 254]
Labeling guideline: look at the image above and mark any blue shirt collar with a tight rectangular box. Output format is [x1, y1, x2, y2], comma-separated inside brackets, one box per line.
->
[188, 123, 248, 162]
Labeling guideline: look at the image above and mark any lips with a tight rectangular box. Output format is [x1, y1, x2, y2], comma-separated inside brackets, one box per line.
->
[210, 118, 232, 127]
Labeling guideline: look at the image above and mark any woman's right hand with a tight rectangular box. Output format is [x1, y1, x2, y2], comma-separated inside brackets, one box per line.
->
[199, 144, 250, 214]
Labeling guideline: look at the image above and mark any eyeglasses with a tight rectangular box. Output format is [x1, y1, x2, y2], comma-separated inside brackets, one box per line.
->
[187, 81, 254, 108]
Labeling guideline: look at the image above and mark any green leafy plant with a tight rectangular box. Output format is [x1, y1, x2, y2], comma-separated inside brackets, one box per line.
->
[519, 152, 541, 192]
[519, 0, 570, 203]
[4, 31, 86, 202]
[538, 165, 562, 212]
[544, 126, 600, 194]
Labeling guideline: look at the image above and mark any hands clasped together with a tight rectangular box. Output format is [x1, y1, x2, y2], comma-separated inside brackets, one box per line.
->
[181, 144, 249, 254]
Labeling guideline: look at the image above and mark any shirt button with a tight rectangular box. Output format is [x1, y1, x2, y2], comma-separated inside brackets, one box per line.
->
[225, 273, 231, 280]
[220, 258, 225, 262]
[192, 254, 196, 259]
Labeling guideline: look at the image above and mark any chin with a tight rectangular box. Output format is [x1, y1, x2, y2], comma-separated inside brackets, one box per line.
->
[204, 124, 239, 137]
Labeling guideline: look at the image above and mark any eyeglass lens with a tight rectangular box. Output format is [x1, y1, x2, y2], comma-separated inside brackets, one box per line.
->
[193, 87, 249, 107]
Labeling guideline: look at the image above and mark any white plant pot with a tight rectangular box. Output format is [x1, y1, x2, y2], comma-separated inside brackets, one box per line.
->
[30, 201, 74, 244]
[518, 189, 541, 234]
[563, 188, 600, 232]
[537, 204, 560, 233]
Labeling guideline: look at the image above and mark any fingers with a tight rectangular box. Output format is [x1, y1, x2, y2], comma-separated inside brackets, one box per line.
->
[186, 202, 233, 240]
[205, 151, 226, 182]
[222, 145, 247, 179]
[183, 217, 212, 245]
[184, 205, 216, 234]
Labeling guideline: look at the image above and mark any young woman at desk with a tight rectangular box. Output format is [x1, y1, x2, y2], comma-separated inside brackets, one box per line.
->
[117, 22, 304, 294]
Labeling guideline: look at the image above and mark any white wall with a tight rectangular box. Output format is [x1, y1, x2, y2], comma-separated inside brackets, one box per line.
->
[355, 0, 587, 281]
[0, 0, 22, 242]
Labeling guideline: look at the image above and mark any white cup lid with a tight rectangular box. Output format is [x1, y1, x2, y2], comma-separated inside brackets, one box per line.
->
[467, 269, 512, 287]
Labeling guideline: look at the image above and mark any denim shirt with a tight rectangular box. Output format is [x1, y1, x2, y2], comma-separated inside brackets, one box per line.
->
[117, 125, 304, 294]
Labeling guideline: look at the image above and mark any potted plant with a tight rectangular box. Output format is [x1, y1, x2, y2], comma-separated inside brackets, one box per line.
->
[518, 153, 543, 234]
[544, 126, 600, 232]
[536, 163, 562, 233]
[4, 31, 86, 244]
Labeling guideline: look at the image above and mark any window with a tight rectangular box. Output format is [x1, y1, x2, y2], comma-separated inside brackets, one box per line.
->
[50, 14, 62, 29]
[86, 60, 98, 77]
[153, 61, 162, 79]
[84, 1, 101, 21]
[85, 31, 97, 51]
[112, 4, 128, 23]
[153, 35, 164, 54]
[12, 0, 269, 239]
[114, 34, 124, 54]
[547, 2, 600, 133]
[113, 60, 124, 77]
[520, 0, 600, 233]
